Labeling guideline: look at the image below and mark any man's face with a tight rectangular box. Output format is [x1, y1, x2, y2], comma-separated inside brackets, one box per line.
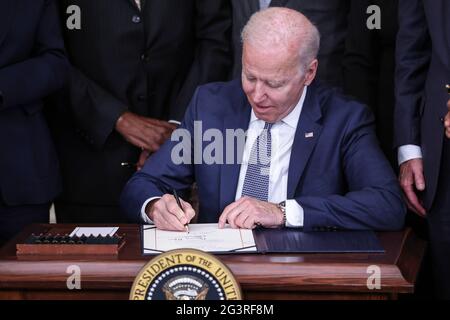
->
[242, 43, 307, 123]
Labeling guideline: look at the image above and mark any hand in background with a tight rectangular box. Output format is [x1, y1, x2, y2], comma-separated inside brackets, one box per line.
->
[146, 194, 196, 231]
[136, 149, 151, 171]
[445, 98, 450, 138]
[399, 158, 426, 217]
[115, 112, 177, 152]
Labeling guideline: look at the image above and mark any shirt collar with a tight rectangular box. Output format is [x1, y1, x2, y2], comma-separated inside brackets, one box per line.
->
[249, 86, 308, 129]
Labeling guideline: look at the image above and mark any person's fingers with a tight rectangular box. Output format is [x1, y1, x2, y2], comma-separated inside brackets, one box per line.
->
[413, 166, 426, 191]
[219, 198, 246, 228]
[136, 150, 150, 171]
[151, 200, 180, 231]
[445, 112, 450, 138]
[164, 196, 188, 225]
[226, 207, 242, 229]
[218, 210, 228, 229]
[223, 200, 250, 229]
[154, 197, 186, 231]
[243, 215, 257, 230]
[403, 184, 426, 216]
[126, 131, 155, 151]
[399, 162, 427, 216]
[180, 200, 196, 222]
[143, 118, 177, 131]
[157, 212, 186, 231]
[142, 130, 167, 150]
[234, 212, 249, 229]
[444, 108, 450, 137]
[403, 193, 420, 215]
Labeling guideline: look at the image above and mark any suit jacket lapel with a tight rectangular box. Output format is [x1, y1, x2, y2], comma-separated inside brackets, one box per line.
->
[219, 90, 252, 212]
[287, 83, 323, 198]
[0, 0, 17, 49]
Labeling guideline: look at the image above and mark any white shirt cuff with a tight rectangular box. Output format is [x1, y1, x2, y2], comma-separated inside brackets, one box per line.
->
[168, 120, 181, 126]
[398, 145, 423, 165]
[140, 197, 162, 224]
[285, 199, 304, 228]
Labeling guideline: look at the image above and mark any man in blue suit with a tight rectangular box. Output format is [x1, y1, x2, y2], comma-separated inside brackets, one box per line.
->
[395, 0, 450, 299]
[0, 0, 68, 244]
[121, 8, 405, 232]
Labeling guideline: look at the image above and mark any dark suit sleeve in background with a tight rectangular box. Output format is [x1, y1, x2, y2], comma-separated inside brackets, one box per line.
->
[67, 67, 128, 149]
[170, 0, 231, 121]
[394, 0, 431, 148]
[343, 0, 378, 109]
[0, 0, 68, 111]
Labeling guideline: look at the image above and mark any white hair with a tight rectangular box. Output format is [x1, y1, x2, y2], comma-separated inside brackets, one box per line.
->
[241, 8, 321, 72]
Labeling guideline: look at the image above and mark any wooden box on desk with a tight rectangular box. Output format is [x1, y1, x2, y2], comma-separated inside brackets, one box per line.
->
[15, 226, 126, 260]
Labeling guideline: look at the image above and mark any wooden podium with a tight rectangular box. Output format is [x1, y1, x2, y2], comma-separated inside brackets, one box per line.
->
[0, 224, 425, 300]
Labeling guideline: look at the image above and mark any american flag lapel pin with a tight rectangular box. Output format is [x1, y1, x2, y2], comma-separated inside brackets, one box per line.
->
[305, 132, 314, 139]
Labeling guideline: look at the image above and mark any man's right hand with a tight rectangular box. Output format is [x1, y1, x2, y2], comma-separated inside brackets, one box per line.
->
[444, 98, 450, 138]
[146, 194, 196, 231]
[115, 112, 177, 152]
[399, 158, 427, 217]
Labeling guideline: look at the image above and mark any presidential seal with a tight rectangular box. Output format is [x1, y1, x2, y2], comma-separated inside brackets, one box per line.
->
[130, 249, 242, 300]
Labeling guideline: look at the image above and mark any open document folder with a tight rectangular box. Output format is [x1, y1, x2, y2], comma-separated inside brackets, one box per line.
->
[142, 224, 257, 254]
[141, 224, 385, 255]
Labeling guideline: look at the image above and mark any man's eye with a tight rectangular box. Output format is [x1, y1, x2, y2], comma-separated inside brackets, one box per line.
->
[247, 77, 256, 82]
[268, 83, 282, 89]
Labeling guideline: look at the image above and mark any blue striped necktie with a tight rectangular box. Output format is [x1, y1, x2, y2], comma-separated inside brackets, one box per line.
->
[241, 122, 273, 201]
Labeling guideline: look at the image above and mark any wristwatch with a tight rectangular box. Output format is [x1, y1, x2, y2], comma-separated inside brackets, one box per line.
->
[277, 201, 286, 227]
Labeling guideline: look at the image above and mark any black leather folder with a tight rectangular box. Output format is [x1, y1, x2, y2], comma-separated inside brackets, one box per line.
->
[140, 225, 385, 255]
[253, 228, 385, 253]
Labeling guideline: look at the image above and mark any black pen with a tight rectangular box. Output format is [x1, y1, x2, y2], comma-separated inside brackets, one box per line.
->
[173, 189, 189, 233]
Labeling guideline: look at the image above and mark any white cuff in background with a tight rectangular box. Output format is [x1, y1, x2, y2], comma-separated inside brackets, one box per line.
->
[398, 145, 423, 166]
[285, 199, 304, 228]
[140, 197, 162, 224]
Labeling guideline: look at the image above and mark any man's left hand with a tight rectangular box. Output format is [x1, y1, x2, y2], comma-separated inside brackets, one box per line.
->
[445, 98, 450, 139]
[218, 197, 284, 229]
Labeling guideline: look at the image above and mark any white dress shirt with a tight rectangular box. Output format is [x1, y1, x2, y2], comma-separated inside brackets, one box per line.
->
[234, 87, 307, 227]
[398, 145, 423, 165]
[141, 87, 308, 227]
[259, 0, 272, 10]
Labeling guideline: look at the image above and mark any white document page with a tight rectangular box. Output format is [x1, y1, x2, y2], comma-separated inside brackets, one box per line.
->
[142, 224, 256, 254]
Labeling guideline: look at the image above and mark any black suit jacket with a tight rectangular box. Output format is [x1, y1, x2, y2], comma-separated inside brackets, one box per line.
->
[0, 0, 68, 205]
[49, 0, 231, 205]
[230, 0, 349, 87]
[343, 0, 398, 166]
[395, 0, 450, 208]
